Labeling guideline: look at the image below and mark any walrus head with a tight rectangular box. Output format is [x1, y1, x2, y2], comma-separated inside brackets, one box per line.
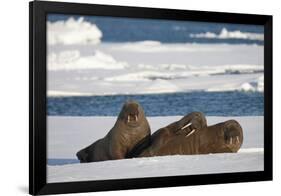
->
[174, 112, 207, 137]
[118, 100, 145, 127]
[199, 120, 243, 153]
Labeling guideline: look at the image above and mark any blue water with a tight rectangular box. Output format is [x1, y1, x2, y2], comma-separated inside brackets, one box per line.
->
[47, 14, 264, 45]
[48, 91, 263, 117]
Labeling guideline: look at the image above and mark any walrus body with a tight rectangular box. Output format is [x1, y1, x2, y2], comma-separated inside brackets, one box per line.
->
[76, 100, 151, 162]
[137, 112, 243, 157]
[137, 112, 207, 157]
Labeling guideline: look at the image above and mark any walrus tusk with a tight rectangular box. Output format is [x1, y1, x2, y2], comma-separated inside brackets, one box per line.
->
[127, 116, 130, 122]
[236, 136, 239, 143]
[135, 115, 138, 121]
[181, 122, 192, 130]
[185, 129, 196, 137]
[229, 137, 233, 145]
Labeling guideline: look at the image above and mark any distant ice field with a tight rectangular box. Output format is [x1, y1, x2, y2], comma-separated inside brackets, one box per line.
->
[47, 43, 264, 96]
[47, 17, 264, 96]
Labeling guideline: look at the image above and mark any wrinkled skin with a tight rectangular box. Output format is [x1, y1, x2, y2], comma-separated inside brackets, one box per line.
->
[138, 112, 207, 157]
[199, 120, 243, 153]
[137, 112, 243, 157]
[76, 100, 151, 162]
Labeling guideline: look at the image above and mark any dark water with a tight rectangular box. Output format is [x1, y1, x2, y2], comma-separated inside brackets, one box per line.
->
[48, 14, 264, 45]
[48, 91, 264, 117]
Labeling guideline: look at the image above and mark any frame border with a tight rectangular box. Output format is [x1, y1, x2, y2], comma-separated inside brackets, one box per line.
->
[29, 1, 273, 195]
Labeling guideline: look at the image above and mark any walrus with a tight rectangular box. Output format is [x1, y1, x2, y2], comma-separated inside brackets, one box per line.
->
[134, 112, 243, 157]
[198, 120, 243, 153]
[76, 100, 151, 162]
[130, 112, 207, 157]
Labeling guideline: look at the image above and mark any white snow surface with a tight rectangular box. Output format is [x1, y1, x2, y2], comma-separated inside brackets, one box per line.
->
[47, 17, 102, 45]
[190, 28, 264, 41]
[47, 43, 264, 96]
[47, 116, 264, 183]
[48, 151, 263, 183]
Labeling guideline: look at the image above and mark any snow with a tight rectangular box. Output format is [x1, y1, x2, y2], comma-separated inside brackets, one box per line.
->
[190, 28, 264, 41]
[47, 18, 264, 96]
[48, 50, 128, 70]
[47, 17, 102, 45]
[48, 150, 263, 183]
[47, 43, 264, 96]
[47, 116, 264, 183]
[110, 40, 231, 53]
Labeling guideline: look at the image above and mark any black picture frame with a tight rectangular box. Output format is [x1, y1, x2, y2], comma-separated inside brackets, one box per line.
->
[29, 1, 273, 195]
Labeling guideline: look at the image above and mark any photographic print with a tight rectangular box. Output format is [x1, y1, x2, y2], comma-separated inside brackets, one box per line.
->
[46, 14, 264, 183]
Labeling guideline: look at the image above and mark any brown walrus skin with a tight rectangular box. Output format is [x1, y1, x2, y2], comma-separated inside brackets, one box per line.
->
[198, 120, 243, 153]
[76, 100, 151, 162]
[136, 112, 243, 157]
[137, 112, 206, 157]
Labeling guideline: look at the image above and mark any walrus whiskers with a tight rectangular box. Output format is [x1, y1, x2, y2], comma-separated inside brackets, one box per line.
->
[185, 129, 196, 138]
[181, 122, 192, 130]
